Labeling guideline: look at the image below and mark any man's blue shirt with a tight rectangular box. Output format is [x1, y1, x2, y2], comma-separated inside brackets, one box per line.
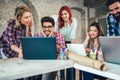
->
[106, 13, 120, 36]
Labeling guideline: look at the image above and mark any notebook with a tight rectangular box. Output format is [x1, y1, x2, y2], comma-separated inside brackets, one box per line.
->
[99, 36, 120, 64]
[21, 37, 56, 60]
[67, 44, 86, 56]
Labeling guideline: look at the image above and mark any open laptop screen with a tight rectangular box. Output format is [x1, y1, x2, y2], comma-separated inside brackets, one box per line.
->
[99, 36, 120, 64]
[67, 44, 86, 56]
[21, 37, 56, 60]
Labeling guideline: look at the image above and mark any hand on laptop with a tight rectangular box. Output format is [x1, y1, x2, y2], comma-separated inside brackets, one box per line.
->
[56, 44, 60, 53]
[56, 44, 61, 59]
[17, 48, 23, 59]
[18, 53, 23, 59]
[11, 45, 23, 59]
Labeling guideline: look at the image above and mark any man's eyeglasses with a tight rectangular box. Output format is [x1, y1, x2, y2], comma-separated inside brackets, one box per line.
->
[42, 26, 52, 28]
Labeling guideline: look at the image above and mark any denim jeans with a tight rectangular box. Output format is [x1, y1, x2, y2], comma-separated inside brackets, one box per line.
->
[82, 71, 107, 80]
[66, 68, 75, 80]
[42, 71, 57, 80]
[60, 68, 75, 80]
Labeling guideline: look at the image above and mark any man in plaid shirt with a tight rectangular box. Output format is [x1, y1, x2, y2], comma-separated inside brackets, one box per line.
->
[106, 0, 120, 36]
[34, 16, 65, 54]
[34, 16, 65, 80]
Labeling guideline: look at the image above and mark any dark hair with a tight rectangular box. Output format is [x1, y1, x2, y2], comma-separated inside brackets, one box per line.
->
[88, 22, 104, 36]
[41, 16, 55, 27]
[87, 22, 104, 51]
[106, 0, 120, 7]
[58, 5, 72, 28]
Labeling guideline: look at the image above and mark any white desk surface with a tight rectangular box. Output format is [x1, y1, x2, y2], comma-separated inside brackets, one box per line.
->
[0, 58, 74, 80]
[0, 58, 120, 80]
[74, 62, 120, 80]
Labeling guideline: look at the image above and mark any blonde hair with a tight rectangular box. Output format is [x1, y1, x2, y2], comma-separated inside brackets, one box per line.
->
[14, 5, 31, 27]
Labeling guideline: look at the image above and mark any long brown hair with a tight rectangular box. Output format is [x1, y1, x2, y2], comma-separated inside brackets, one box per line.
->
[58, 5, 72, 29]
[14, 5, 31, 27]
[87, 22, 104, 51]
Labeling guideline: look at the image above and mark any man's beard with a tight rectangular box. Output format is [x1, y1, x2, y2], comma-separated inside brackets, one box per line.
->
[113, 12, 120, 21]
[44, 30, 51, 37]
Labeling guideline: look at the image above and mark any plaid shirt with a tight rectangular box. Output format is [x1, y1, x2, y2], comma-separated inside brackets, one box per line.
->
[106, 13, 120, 36]
[34, 32, 65, 48]
[0, 19, 26, 58]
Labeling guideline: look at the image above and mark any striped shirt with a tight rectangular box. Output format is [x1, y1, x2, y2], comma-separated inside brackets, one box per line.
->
[34, 32, 65, 48]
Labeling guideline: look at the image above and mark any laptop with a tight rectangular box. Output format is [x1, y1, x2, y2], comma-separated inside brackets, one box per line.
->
[21, 37, 56, 60]
[67, 44, 86, 56]
[99, 36, 120, 64]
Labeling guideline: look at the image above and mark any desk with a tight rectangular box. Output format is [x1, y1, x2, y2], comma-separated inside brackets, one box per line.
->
[0, 58, 74, 80]
[74, 62, 120, 80]
[0, 58, 120, 80]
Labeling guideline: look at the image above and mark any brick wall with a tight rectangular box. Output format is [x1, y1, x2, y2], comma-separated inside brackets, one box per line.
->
[0, 0, 87, 43]
[0, 0, 25, 35]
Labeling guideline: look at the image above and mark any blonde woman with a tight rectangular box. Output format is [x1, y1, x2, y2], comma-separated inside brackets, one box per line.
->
[0, 5, 32, 59]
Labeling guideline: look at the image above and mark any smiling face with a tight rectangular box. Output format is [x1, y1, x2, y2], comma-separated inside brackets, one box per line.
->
[42, 22, 54, 36]
[61, 10, 70, 22]
[89, 26, 99, 39]
[109, 1, 120, 18]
